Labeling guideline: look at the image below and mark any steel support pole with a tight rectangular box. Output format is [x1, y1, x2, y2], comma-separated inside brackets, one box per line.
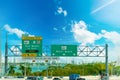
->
[105, 44, 109, 80]
[0, 28, 2, 76]
[5, 33, 8, 74]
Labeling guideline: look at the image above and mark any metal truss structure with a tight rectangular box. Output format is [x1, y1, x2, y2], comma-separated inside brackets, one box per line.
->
[77, 45, 106, 57]
[8, 45, 106, 57]
[78, 44, 109, 80]
[6, 44, 109, 80]
[8, 45, 22, 57]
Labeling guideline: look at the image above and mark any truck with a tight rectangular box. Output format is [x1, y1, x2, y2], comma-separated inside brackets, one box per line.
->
[69, 74, 80, 80]
[69, 74, 85, 80]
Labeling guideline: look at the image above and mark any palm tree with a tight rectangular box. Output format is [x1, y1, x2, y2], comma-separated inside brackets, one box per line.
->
[26, 66, 32, 76]
[19, 64, 32, 76]
[19, 64, 25, 76]
[8, 64, 16, 75]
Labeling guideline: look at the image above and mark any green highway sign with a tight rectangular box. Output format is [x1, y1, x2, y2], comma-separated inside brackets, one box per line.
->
[51, 45, 77, 56]
[22, 36, 42, 57]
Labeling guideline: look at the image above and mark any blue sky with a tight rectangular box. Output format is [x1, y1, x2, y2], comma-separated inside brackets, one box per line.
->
[0, 0, 120, 61]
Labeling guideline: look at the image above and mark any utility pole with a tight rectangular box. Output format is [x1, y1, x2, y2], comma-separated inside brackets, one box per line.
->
[5, 33, 8, 74]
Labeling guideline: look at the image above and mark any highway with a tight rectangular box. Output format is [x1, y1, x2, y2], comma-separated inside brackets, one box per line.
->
[0, 76, 120, 80]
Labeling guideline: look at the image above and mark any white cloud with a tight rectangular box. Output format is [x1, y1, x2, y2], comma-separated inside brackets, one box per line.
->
[71, 20, 120, 61]
[4, 24, 34, 38]
[63, 10, 67, 16]
[91, 0, 116, 14]
[57, 7, 63, 14]
[71, 20, 101, 45]
[101, 30, 120, 60]
[71, 20, 120, 45]
[101, 30, 120, 46]
[56, 7, 67, 17]
[53, 27, 58, 31]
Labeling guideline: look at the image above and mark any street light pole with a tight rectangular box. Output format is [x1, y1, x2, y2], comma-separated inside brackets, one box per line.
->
[0, 28, 2, 76]
[5, 33, 8, 75]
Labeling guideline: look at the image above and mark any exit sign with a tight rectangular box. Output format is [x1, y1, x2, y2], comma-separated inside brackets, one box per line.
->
[22, 36, 42, 57]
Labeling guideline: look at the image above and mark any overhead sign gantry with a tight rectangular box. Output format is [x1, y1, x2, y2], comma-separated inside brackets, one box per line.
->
[6, 34, 109, 80]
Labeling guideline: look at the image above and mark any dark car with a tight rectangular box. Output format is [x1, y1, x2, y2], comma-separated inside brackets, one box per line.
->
[77, 78, 85, 80]
[53, 77, 61, 80]
[26, 76, 37, 80]
[17, 76, 24, 78]
[47, 76, 52, 78]
[26, 76, 43, 80]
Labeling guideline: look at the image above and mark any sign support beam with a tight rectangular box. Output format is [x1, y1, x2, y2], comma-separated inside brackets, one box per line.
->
[105, 44, 109, 80]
